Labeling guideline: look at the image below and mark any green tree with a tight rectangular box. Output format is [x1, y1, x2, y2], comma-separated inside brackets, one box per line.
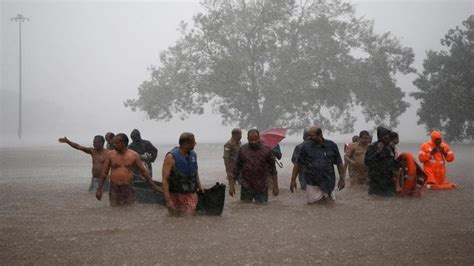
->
[412, 15, 474, 142]
[126, 0, 414, 133]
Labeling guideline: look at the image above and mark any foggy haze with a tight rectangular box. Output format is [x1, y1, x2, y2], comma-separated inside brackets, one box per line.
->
[1, 0, 472, 147]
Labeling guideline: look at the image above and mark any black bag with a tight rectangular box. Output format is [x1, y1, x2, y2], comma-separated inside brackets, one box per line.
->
[197, 182, 226, 216]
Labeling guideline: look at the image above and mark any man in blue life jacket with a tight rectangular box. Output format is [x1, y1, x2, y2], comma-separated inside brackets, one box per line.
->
[162, 132, 204, 216]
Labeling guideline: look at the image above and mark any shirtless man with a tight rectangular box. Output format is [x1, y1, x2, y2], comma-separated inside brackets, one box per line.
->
[58, 135, 110, 192]
[105, 132, 115, 150]
[95, 133, 162, 207]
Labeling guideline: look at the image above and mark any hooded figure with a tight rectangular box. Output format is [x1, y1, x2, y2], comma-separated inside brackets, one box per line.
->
[418, 131, 456, 190]
[364, 126, 398, 196]
[128, 129, 158, 178]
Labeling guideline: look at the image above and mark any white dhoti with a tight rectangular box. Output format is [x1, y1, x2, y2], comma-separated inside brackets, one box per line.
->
[305, 185, 335, 204]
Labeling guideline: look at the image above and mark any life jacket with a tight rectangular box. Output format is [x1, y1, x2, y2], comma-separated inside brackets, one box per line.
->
[168, 147, 198, 193]
[397, 152, 426, 197]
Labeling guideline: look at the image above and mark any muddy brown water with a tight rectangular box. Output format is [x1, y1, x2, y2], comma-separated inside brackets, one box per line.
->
[1, 143, 473, 264]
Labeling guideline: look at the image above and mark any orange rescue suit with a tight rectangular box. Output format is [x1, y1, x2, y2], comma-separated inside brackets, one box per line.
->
[418, 131, 456, 190]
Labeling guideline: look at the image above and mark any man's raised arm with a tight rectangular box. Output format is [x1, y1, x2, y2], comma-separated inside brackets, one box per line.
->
[58, 137, 92, 154]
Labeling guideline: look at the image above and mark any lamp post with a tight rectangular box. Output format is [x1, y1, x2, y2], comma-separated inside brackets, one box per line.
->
[10, 14, 29, 139]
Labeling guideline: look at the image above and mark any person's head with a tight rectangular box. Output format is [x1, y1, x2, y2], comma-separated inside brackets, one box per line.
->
[105, 132, 115, 143]
[231, 128, 242, 142]
[431, 131, 443, 146]
[390, 132, 399, 145]
[376, 126, 391, 145]
[113, 133, 129, 152]
[130, 129, 142, 142]
[179, 132, 196, 151]
[302, 128, 309, 141]
[247, 129, 260, 149]
[352, 135, 360, 143]
[93, 135, 105, 149]
[359, 130, 371, 145]
[307, 126, 323, 144]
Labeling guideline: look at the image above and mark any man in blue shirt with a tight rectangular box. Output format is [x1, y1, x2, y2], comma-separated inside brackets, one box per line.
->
[290, 126, 345, 203]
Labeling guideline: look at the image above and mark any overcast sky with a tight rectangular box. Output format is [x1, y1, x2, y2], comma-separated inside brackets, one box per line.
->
[1, 0, 472, 146]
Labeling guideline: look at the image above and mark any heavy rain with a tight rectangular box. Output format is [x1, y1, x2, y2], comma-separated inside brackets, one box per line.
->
[1, 0, 473, 264]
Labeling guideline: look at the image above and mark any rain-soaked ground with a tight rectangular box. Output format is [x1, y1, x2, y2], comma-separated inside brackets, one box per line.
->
[0, 143, 473, 264]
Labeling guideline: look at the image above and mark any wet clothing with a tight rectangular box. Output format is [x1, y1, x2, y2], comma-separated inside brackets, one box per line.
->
[418, 131, 456, 190]
[291, 142, 307, 190]
[89, 177, 109, 192]
[297, 139, 342, 195]
[223, 140, 241, 162]
[168, 147, 198, 193]
[306, 184, 334, 203]
[109, 183, 136, 206]
[223, 140, 241, 181]
[365, 127, 397, 196]
[240, 186, 268, 203]
[169, 192, 198, 213]
[345, 142, 369, 185]
[128, 131, 158, 177]
[232, 143, 277, 193]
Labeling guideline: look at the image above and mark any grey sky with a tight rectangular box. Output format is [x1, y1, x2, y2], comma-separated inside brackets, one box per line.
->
[1, 0, 472, 146]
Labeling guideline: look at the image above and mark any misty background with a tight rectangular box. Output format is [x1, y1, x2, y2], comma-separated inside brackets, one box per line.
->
[1, 0, 472, 147]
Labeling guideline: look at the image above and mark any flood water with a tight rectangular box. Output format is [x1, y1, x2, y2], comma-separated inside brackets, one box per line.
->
[1, 143, 473, 264]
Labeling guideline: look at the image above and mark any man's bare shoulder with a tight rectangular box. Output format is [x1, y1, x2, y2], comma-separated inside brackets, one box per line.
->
[92, 148, 108, 156]
[107, 150, 118, 158]
[126, 149, 140, 159]
[347, 142, 359, 150]
[164, 152, 175, 161]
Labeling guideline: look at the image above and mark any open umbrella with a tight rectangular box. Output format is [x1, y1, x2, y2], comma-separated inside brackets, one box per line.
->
[260, 128, 287, 150]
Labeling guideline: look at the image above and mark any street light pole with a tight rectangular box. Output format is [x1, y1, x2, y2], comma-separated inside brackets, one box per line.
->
[11, 14, 29, 139]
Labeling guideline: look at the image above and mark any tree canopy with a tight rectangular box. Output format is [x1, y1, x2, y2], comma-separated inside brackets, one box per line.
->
[412, 15, 474, 142]
[125, 0, 415, 133]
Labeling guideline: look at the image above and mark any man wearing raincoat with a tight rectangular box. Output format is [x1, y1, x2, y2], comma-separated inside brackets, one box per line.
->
[418, 131, 456, 190]
[365, 126, 398, 196]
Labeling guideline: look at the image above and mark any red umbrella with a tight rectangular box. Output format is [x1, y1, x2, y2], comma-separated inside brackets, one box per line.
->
[260, 128, 287, 149]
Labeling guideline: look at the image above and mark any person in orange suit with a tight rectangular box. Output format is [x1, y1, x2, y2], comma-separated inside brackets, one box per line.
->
[418, 131, 456, 190]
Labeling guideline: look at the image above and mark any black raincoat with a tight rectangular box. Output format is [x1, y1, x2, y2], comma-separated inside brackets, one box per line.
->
[365, 127, 398, 196]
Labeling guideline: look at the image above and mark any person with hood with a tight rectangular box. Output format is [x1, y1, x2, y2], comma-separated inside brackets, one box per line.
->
[418, 131, 456, 190]
[365, 126, 398, 196]
[291, 129, 309, 190]
[128, 129, 158, 178]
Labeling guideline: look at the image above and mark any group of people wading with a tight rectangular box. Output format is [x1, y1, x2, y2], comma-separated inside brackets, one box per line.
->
[59, 125, 457, 216]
